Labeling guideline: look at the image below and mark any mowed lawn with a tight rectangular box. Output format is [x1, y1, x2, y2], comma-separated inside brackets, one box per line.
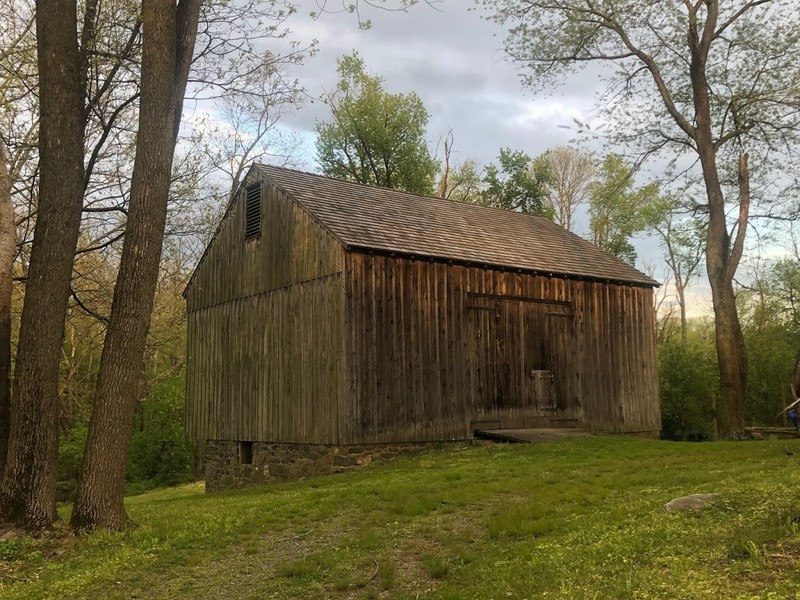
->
[3, 436, 800, 599]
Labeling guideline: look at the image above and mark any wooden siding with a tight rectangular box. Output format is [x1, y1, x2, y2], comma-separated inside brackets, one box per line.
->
[186, 174, 345, 443]
[186, 171, 659, 446]
[186, 275, 343, 443]
[185, 176, 343, 313]
[343, 253, 659, 443]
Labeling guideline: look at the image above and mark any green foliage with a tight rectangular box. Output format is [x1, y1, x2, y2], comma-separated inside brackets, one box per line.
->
[659, 324, 719, 441]
[57, 370, 193, 498]
[315, 52, 438, 195]
[738, 258, 800, 425]
[126, 370, 194, 489]
[7, 439, 800, 599]
[657, 257, 800, 436]
[0, 537, 41, 563]
[58, 423, 88, 499]
[479, 148, 553, 216]
[440, 158, 482, 203]
[589, 153, 666, 264]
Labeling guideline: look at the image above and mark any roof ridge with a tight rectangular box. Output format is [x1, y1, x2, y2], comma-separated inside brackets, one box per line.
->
[255, 163, 561, 225]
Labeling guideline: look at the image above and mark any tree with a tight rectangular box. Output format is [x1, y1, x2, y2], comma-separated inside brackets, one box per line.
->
[486, 1, 800, 436]
[479, 148, 552, 215]
[0, 16, 36, 476]
[0, 144, 12, 479]
[0, 0, 148, 530]
[70, 0, 202, 532]
[0, 0, 306, 533]
[435, 130, 482, 203]
[0, 0, 88, 532]
[588, 154, 665, 265]
[654, 212, 706, 342]
[538, 146, 593, 232]
[315, 52, 438, 195]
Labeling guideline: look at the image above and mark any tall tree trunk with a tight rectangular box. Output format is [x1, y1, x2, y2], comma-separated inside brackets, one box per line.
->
[0, 144, 13, 479]
[700, 152, 750, 437]
[70, 0, 200, 532]
[708, 154, 750, 435]
[0, 0, 85, 531]
[699, 155, 748, 436]
[689, 10, 748, 439]
[710, 276, 747, 434]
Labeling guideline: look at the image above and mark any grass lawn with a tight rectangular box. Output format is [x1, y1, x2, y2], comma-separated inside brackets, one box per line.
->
[2, 436, 800, 599]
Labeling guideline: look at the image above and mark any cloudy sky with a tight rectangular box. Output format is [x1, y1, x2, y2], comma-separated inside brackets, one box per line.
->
[278, 1, 599, 171]
[213, 0, 721, 313]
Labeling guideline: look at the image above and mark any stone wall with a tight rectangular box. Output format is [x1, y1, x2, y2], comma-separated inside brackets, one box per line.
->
[204, 439, 429, 492]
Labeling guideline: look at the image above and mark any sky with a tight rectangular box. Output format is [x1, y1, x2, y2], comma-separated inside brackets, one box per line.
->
[212, 0, 722, 315]
[278, 1, 600, 174]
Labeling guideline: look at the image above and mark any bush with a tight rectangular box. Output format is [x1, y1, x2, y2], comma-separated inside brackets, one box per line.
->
[743, 321, 800, 426]
[58, 369, 194, 497]
[659, 331, 718, 441]
[58, 423, 88, 501]
[126, 370, 194, 489]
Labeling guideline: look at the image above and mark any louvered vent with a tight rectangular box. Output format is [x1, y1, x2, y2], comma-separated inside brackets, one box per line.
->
[244, 183, 261, 241]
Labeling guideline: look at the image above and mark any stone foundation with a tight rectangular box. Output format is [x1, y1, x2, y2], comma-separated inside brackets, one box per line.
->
[204, 439, 429, 492]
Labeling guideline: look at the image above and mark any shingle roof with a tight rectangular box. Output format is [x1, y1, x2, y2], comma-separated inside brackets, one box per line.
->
[256, 164, 658, 287]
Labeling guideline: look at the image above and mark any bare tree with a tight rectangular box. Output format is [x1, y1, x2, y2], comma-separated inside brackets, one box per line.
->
[654, 212, 705, 342]
[643, 261, 676, 345]
[434, 130, 482, 203]
[539, 146, 594, 232]
[436, 129, 454, 199]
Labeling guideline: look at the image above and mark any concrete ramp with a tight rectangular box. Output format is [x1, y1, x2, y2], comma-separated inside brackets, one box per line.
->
[475, 428, 590, 443]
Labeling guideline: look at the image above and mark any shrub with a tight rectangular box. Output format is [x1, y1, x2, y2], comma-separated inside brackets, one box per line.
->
[659, 331, 718, 441]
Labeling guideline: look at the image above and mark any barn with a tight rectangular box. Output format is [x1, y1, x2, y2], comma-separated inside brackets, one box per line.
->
[185, 164, 660, 490]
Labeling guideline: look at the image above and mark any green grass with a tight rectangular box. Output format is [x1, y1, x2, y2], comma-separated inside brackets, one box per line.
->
[3, 436, 800, 599]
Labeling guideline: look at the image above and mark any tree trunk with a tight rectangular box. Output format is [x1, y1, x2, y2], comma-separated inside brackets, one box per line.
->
[699, 149, 749, 437]
[0, 144, 14, 479]
[0, 0, 86, 532]
[676, 281, 687, 344]
[710, 275, 747, 434]
[688, 14, 748, 439]
[701, 163, 748, 437]
[70, 0, 200, 532]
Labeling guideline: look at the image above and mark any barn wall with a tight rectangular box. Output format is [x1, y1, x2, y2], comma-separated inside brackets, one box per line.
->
[186, 275, 343, 443]
[343, 253, 659, 443]
[185, 175, 345, 444]
[185, 176, 343, 313]
[576, 280, 661, 433]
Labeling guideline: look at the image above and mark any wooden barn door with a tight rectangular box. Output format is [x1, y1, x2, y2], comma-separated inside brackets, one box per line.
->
[543, 309, 580, 427]
[469, 293, 575, 430]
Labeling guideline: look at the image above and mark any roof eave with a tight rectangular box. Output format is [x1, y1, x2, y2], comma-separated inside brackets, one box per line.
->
[345, 245, 660, 289]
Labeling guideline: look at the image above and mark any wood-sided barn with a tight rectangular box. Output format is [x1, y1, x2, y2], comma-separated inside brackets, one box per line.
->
[185, 165, 660, 490]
